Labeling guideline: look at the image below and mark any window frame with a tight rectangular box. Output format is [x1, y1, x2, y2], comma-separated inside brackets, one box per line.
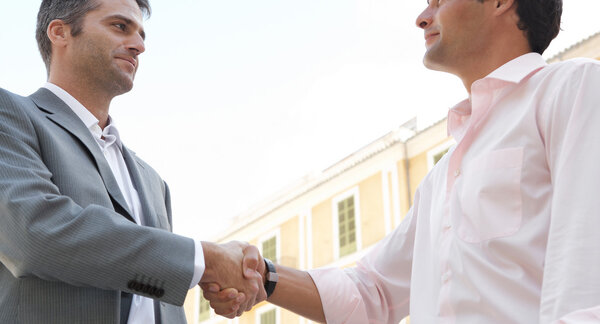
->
[259, 229, 281, 264]
[332, 187, 362, 260]
[427, 139, 456, 170]
[255, 304, 280, 324]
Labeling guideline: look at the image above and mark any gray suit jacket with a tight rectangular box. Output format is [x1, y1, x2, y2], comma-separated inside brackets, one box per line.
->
[0, 88, 194, 323]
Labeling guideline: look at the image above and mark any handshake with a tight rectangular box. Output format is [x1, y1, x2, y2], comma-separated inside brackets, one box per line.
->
[199, 241, 325, 321]
[199, 241, 270, 318]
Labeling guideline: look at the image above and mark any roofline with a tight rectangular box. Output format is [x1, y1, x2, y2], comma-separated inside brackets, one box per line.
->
[214, 116, 447, 240]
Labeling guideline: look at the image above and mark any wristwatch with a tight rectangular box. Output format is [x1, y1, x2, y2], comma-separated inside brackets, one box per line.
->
[263, 258, 278, 297]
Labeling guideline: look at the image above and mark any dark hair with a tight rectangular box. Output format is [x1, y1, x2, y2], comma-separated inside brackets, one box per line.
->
[478, 0, 562, 54]
[36, 0, 151, 73]
[514, 0, 562, 54]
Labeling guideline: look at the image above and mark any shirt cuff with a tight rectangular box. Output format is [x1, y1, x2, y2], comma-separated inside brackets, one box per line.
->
[189, 239, 206, 289]
[308, 267, 368, 324]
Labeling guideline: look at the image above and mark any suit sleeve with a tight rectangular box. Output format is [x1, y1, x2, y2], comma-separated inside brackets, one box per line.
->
[0, 89, 195, 306]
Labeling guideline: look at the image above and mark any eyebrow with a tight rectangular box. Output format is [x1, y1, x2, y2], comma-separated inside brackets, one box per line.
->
[105, 14, 146, 40]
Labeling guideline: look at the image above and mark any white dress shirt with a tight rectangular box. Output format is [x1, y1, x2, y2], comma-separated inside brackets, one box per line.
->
[309, 54, 600, 323]
[44, 83, 205, 324]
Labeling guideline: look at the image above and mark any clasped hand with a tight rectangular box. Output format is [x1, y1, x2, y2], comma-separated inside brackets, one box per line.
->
[199, 241, 266, 318]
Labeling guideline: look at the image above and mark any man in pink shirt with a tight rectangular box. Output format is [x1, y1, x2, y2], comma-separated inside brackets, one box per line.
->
[205, 0, 600, 322]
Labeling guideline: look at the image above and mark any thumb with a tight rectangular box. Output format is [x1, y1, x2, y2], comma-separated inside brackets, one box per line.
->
[242, 245, 261, 279]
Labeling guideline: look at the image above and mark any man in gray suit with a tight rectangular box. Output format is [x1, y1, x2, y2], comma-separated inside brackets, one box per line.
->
[0, 0, 265, 323]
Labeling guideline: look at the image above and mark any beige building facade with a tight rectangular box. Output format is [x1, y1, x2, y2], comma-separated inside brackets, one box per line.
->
[184, 33, 600, 324]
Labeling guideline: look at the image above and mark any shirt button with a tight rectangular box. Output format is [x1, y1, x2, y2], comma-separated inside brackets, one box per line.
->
[443, 224, 452, 232]
[454, 169, 461, 177]
[442, 271, 452, 283]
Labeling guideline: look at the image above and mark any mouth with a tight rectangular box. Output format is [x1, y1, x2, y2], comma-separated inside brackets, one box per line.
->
[424, 32, 440, 44]
[116, 56, 137, 70]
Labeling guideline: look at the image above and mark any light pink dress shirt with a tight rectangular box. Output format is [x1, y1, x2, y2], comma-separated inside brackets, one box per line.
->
[308, 53, 600, 323]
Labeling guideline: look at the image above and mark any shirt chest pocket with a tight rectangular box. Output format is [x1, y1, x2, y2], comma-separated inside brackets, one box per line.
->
[453, 147, 523, 243]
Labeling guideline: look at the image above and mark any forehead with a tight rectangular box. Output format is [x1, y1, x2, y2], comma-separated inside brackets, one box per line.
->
[87, 0, 144, 24]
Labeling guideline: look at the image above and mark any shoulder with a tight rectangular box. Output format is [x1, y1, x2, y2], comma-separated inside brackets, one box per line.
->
[542, 57, 600, 79]
[530, 58, 600, 105]
[0, 87, 29, 109]
[0, 88, 39, 135]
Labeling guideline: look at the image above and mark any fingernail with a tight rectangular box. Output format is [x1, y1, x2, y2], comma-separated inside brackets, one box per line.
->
[209, 285, 219, 293]
[245, 269, 255, 277]
[236, 295, 244, 303]
[228, 292, 237, 299]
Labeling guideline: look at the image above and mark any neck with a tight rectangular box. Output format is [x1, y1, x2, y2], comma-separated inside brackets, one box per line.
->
[459, 33, 531, 94]
[48, 76, 113, 129]
[459, 50, 529, 94]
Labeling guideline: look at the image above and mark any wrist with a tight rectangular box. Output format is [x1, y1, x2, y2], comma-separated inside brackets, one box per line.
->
[199, 241, 219, 283]
[263, 258, 278, 298]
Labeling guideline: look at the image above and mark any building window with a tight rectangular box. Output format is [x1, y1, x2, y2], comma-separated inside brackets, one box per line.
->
[198, 293, 211, 321]
[433, 147, 450, 165]
[427, 140, 456, 170]
[338, 196, 357, 257]
[260, 309, 277, 324]
[262, 236, 277, 262]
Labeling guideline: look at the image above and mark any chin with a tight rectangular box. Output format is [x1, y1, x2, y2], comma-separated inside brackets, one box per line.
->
[423, 52, 449, 73]
[112, 79, 134, 96]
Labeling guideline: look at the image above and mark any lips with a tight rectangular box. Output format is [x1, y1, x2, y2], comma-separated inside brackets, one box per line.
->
[116, 56, 137, 69]
[425, 32, 440, 42]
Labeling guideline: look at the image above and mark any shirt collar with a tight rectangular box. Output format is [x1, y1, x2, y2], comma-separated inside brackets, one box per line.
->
[43, 82, 122, 149]
[447, 53, 547, 140]
[484, 52, 547, 84]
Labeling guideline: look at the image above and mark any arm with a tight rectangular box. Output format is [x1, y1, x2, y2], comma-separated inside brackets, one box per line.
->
[268, 264, 326, 322]
[0, 91, 195, 304]
[203, 190, 421, 323]
[0, 90, 262, 307]
[538, 60, 600, 322]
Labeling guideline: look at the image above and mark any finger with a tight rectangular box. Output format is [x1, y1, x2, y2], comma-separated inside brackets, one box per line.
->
[199, 282, 221, 294]
[209, 293, 243, 317]
[202, 287, 239, 303]
[208, 283, 221, 293]
[242, 245, 261, 278]
[256, 275, 267, 303]
[244, 274, 260, 311]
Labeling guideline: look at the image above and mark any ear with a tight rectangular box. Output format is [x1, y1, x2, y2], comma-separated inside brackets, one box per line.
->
[47, 19, 71, 48]
[492, 0, 516, 17]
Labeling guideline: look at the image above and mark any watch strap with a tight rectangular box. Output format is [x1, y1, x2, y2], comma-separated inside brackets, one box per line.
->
[263, 258, 278, 298]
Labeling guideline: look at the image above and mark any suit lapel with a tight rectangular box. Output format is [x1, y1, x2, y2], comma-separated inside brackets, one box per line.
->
[29, 88, 135, 223]
[121, 147, 163, 229]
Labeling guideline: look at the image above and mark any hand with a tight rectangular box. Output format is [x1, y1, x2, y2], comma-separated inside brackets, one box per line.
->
[200, 242, 267, 317]
[200, 241, 266, 317]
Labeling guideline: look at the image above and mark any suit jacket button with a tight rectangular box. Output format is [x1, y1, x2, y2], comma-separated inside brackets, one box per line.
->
[142, 285, 152, 294]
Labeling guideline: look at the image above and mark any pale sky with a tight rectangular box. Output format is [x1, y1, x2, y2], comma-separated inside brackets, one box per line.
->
[1, 1, 599, 240]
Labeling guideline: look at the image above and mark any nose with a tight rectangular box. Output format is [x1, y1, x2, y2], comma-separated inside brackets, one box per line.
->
[128, 32, 146, 55]
[416, 6, 433, 29]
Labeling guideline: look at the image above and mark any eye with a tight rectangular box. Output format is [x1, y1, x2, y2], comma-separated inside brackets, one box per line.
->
[114, 23, 126, 31]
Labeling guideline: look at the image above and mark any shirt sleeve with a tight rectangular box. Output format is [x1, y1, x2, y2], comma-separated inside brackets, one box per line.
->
[308, 186, 422, 324]
[189, 239, 206, 289]
[538, 59, 600, 322]
[190, 240, 206, 289]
